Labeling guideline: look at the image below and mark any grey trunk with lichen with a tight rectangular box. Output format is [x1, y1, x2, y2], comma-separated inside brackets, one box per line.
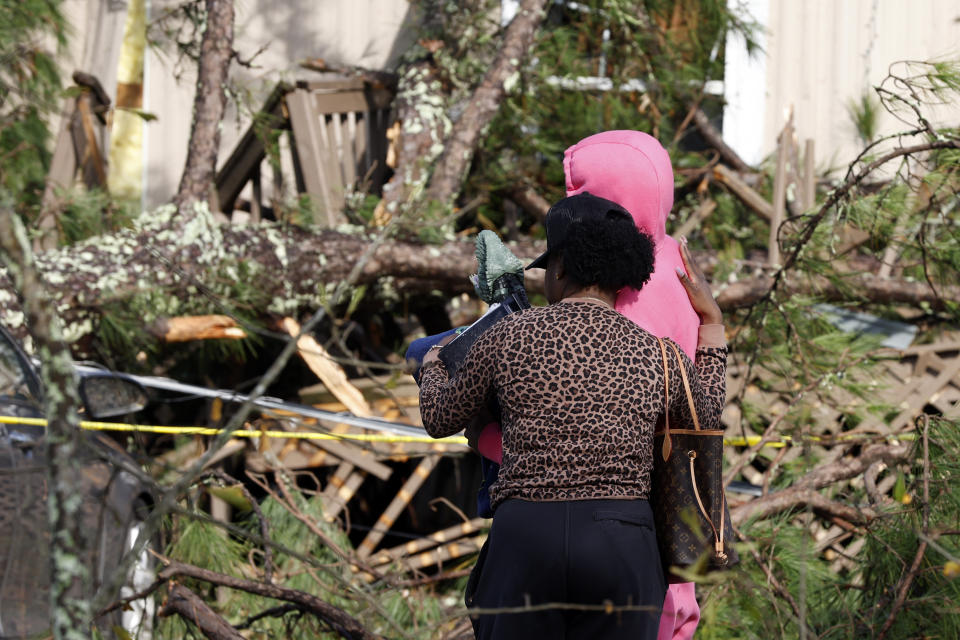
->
[0, 205, 91, 640]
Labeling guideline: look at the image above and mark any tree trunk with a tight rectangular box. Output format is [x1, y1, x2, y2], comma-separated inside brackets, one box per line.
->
[173, 0, 235, 214]
[0, 207, 955, 348]
[0, 207, 91, 639]
[377, 60, 450, 218]
[424, 0, 548, 206]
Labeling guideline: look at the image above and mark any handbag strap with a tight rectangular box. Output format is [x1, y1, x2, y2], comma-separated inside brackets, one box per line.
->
[656, 337, 672, 462]
[666, 340, 700, 431]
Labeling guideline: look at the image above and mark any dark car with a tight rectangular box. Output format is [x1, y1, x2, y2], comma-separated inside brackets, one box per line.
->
[0, 324, 155, 639]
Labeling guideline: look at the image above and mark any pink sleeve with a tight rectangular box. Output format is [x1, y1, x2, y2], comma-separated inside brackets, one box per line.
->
[658, 582, 700, 640]
[476, 422, 503, 464]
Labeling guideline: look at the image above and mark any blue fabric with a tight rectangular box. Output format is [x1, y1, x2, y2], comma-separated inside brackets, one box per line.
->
[407, 327, 500, 518]
[406, 328, 460, 383]
[477, 458, 500, 518]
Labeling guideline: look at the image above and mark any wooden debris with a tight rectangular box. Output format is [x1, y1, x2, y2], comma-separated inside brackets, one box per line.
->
[712, 164, 773, 220]
[281, 316, 373, 417]
[357, 455, 440, 558]
[369, 517, 488, 567]
[321, 462, 367, 523]
[769, 110, 793, 266]
[151, 315, 246, 342]
[37, 72, 113, 251]
[672, 198, 717, 240]
[692, 108, 752, 173]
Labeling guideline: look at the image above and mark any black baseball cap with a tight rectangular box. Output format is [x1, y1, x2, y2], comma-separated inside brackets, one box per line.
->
[526, 191, 633, 270]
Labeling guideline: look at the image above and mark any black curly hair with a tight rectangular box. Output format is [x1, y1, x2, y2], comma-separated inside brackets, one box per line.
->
[559, 209, 655, 292]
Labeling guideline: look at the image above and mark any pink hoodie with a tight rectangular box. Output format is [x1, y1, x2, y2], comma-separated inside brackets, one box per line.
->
[564, 130, 700, 358]
[564, 130, 701, 640]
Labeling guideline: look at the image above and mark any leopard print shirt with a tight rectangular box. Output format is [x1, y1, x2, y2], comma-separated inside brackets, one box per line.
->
[419, 300, 727, 508]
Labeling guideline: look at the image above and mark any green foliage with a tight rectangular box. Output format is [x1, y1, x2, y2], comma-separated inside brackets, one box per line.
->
[702, 417, 960, 639]
[49, 187, 138, 245]
[0, 0, 66, 214]
[462, 0, 754, 236]
[847, 91, 880, 144]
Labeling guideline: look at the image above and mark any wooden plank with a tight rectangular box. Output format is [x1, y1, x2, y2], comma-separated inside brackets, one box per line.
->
[881, 355, 960, 432]
[303, 436, 392, 480]
[312, 90, 370, 116]
[769, 112, 792, 266]
[215, 84, 288, 214]
[348, 111, 364, 187]
[803, 138, 816, 211]
[369, 518, 488, 567]
[281, 317, 372, 417]
[297, 78, 367, 92]
[357, 455, 440, 558]
[374, 534, 486, 577]
[322, 464, 366, 523]
[287, 88, 335, 220]
[317, 114, 345, 223]
[340, 112, 356, 187]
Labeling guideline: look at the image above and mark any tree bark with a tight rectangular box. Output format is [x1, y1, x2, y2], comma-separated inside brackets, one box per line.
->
[0, 206, 91, 639]
[424, 0, 548, 206]
[173, 0, 235, 214]
[1, 208, 955, 348]
[731, 441, 911, 525]
[160, 584, 245, 640]
[158, 560, 383, 640]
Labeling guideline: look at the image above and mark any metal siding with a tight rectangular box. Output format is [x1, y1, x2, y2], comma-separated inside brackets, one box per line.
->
[758, 0, 960, 173]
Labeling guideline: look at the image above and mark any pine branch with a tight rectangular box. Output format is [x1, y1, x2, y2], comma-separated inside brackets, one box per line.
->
[731, 441, 911, 525]
[156, 558, 385, 640]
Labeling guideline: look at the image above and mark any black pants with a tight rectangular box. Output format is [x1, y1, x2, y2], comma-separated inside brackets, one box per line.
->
[467, 499, 666, 640]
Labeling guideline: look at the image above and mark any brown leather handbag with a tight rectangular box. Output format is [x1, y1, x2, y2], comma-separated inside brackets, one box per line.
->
[650, 338, 738, 575]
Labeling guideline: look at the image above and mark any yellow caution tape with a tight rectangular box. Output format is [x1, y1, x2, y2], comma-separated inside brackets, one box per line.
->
[1, 416, 913, 448]
[0, 415, 468, 446]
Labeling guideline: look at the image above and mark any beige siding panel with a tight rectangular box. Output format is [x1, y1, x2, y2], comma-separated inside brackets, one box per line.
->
[759, 0, 960, 175]
[143, 0, 414, 208]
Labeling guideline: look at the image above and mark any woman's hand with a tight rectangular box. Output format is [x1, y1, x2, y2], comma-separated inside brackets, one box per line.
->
[421, 332, 458, 366]
[675, 237, 722, 325]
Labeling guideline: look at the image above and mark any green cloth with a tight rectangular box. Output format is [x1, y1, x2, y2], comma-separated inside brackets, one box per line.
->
[474, 230, 524, 303]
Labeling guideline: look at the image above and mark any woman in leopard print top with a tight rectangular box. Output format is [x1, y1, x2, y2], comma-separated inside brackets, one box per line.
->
[419, 193, 727, 640]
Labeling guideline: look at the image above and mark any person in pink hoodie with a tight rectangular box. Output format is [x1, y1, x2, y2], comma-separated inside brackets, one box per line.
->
[563, 129, 702, 640]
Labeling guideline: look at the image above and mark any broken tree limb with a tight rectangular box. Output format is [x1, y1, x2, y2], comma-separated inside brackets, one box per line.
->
[424, 0, 549, 205]
[712, 164, 773, 220]
[509, 184, 551, 222]
[3, 205, 958, 348]
[730, 441, 911, 525]
[159, 583, 245, 640]
[692, 108, 753, 173]
[672, 199, 717, 240]
[157, 559, 384, 640]
[151, 315, 246, 342]
[714, 270, 960, 311]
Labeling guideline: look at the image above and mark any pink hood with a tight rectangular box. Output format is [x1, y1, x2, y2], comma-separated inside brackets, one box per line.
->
[564, 130, 699, 357]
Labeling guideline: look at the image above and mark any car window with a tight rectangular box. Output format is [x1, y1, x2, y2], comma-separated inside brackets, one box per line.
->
[0, 330, 41, 408]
